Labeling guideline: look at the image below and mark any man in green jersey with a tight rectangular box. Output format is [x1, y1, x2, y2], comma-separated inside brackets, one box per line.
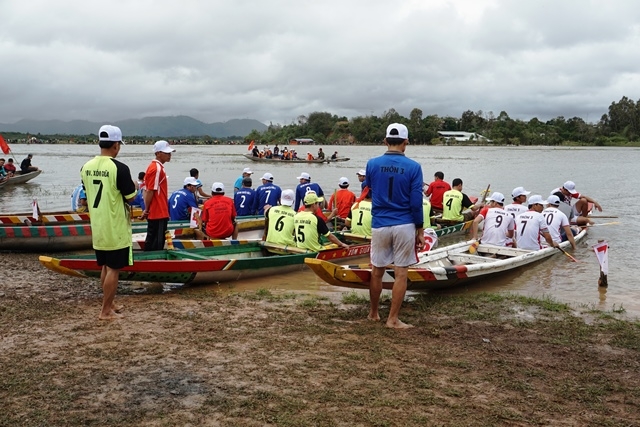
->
[294, 192, 349, 252]
[441, 178, 481, 224]
[345, 188, 372, 237]
[81, 125, 137, 320]
[263, 189, 296, 246]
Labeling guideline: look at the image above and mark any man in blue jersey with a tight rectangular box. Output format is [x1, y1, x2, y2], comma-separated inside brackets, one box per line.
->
[255, 172, 282, 215]
[294, 172, 324, 211]
[234, 177, 257, 216]
[366, 123, 424, 329]
[168, 177, 199, 221]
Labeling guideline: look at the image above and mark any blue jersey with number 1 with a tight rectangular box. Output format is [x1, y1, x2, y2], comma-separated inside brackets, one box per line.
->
[365, 151, 424, 229]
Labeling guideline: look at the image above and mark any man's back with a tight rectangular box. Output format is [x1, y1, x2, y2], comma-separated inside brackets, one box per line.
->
[169, 189, 198, 221]
[81, 156, 136, 250]
[514, 210, 548, 250]
[542, 206, 570, 243]
[265, 205, 296, 245]
[235, 188, 257, 216]
[256, 183, 282, 215]
[426, 180, 451, 210]
[479, 207, 514, 246]
[366, 152, 423, 228]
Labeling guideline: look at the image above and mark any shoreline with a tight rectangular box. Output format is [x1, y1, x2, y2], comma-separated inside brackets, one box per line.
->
[2, 251, 639, 426]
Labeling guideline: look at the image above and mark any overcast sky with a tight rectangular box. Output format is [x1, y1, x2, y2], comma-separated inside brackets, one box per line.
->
[1, 0, 638, 126]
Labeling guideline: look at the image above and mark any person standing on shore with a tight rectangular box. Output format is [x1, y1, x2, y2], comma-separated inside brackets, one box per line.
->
[81, 125, 137, 320]
[366, 123, 424, 329]
[140, 140, 175, 251]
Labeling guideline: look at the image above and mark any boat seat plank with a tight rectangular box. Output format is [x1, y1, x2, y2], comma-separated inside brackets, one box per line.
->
[448, 254, 495, 265]
[476, 245, 532, 257]
[168, 250, 212, 260]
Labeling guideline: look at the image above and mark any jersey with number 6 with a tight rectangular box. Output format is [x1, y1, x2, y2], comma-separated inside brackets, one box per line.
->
[265, 205, 296, 246]
[514, 210, 549, 250]
[81, 155, 137, 250]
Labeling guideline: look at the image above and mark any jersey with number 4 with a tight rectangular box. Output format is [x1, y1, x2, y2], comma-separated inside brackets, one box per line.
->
[515, 210, 549, 250]
[478, 206, 515, 246]
[265, 205, 296, 245]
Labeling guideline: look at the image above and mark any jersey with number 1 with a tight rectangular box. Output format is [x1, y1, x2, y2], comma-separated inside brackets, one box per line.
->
[515, 210, 549, 250]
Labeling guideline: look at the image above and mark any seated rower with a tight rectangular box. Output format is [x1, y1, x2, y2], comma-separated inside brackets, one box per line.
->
[470, 192, 515, 247]
[440, 178, 481, 224]
[294, 192, 349, 251]
[70, 184, 88, 213]
[345, 188, 372, 237]
[263, 189, 296, 246]
[196, 182, 238, 240]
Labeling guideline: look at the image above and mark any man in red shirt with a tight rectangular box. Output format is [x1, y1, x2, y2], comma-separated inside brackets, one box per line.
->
[424, 171, 451, 215]
[200, 182, 238, 239]
[141, 140, 175, 251]
[328, 177, 356, 221]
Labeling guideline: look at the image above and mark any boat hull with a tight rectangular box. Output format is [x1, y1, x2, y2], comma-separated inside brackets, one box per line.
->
[2, 170, 42, 185]
[39, 239, 372, 285]
[242, 153, 349, 163]
[304, 229, 587, 291]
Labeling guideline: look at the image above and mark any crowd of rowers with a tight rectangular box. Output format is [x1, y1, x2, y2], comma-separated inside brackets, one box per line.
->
[251, 145, 339, 161]
[70, 166, 602, 254]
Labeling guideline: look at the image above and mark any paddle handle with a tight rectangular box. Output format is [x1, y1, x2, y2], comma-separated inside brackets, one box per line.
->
[557, 246, 579, 262]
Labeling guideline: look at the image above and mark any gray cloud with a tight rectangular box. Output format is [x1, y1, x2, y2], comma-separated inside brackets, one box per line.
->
[1, 0, 639, 126]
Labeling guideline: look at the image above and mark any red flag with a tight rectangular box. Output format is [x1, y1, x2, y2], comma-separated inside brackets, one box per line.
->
[247, 140, 255, 151]
[0, 134, 10, 155]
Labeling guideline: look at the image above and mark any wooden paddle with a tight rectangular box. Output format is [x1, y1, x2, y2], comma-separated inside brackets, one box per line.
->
[587, 221, 620, 227]
[469, 184, 490, 254]
[557, 246, 579, 262]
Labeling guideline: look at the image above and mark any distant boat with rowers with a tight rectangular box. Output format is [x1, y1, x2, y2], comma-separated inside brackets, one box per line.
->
[0, 170, 42, 186]
[242, 153, 350, 164]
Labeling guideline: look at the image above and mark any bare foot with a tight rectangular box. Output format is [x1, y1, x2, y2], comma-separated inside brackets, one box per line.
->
[367, 312, 380, 321]
[99, 311, 124, 321]
[386, 319, 414, 329]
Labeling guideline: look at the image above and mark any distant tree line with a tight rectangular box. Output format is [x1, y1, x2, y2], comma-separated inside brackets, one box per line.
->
[245, 96, 640, 146]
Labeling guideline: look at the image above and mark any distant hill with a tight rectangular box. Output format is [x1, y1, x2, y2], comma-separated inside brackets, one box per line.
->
[0, 116, 267, 138]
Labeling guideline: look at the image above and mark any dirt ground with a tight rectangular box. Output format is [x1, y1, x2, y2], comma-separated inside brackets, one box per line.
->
[1, 252, 639, 427]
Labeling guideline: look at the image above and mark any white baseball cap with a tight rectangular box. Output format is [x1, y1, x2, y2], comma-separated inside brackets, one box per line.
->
[512, 187, 531, 198]
[183, 177, 198, 186]
[281, 189, 295, 206]
[154, 140, 175, 153]
[242, 167, 253, 174]
[356, 169, 366, 176]
[563, 181, 578, 194]
[547, 195, 561, 205]
[211, 182, 225, 193]
[339, 177, 349, 186]
[261, 172, 274, 181]
[385, 123, 409, 140]
[486, 192, 505, 204]
[297, 172, 311, 180]
[98, 125, 123, 143]
[528, 195, 548, 206]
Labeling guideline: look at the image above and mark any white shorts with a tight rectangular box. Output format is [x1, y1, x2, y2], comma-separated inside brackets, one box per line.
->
[371, 224, 418, 268]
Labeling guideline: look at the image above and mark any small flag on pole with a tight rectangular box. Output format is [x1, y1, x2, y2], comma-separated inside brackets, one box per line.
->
[190, 207, 202, 229]
[592, 240, 609, 275]
[247, 140, 255, 151]
[32, 198, 39, 221]
[0, 134, 10, 155]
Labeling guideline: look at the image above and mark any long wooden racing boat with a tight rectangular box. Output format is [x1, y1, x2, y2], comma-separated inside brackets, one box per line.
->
[242, 153, 350, 163]
[304, 229, 587, 291]
[1, 170, 42, 185]
[39, 237, 372, 285]
[0, 216, 265, 252]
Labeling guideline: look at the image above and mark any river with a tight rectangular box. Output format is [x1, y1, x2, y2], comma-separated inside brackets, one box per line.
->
[1, 143, 638, 318]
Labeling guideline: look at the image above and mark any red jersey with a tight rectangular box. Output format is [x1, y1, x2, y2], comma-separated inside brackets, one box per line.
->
[201, 195, 236, 238]
[144, 159, 169, 220]
[425, 180, 451, 210]
[328, 189, 356, 219]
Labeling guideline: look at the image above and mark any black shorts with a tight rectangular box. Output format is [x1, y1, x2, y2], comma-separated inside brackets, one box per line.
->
[95, 247, 132, 270]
